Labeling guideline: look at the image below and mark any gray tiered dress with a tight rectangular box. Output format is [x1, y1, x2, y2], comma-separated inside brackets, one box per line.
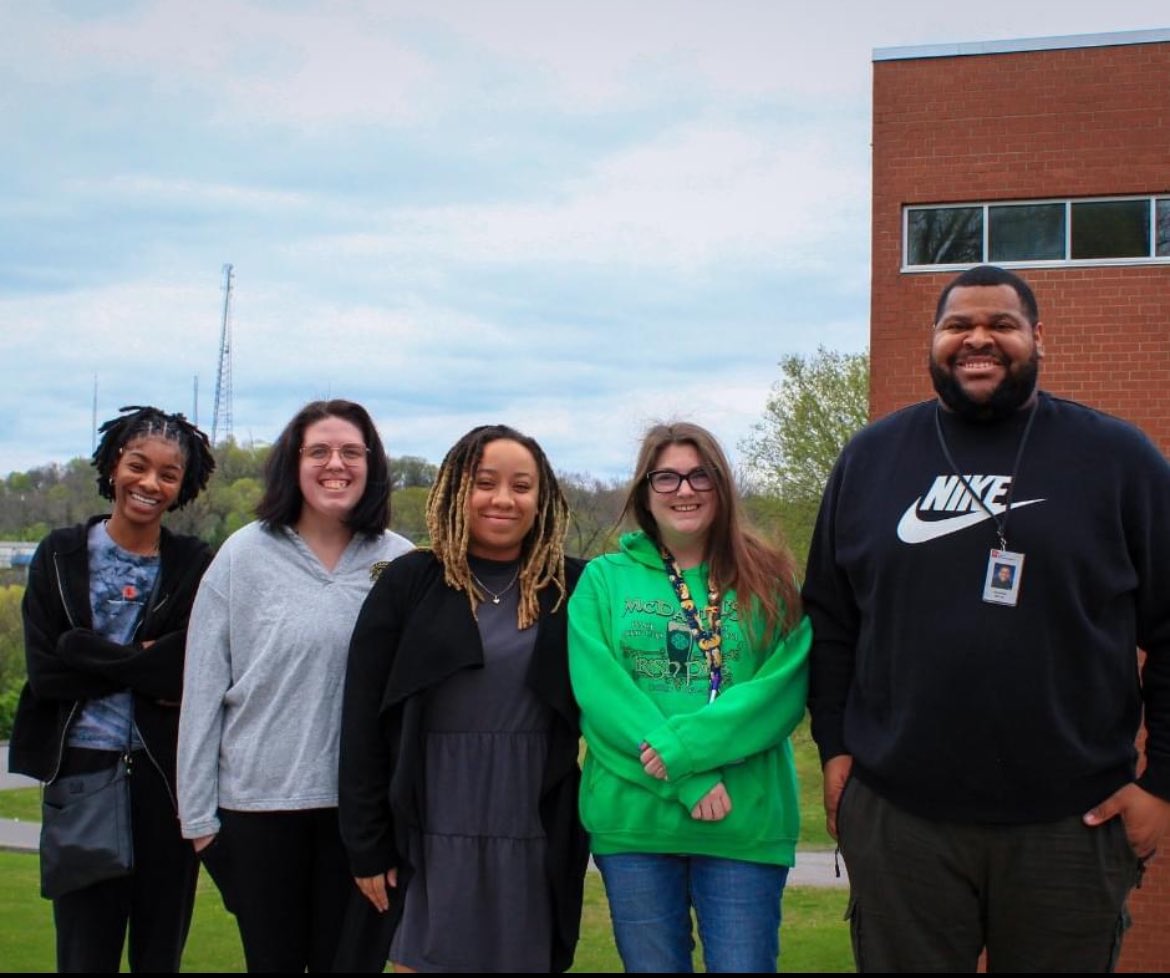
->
[389, 557, 554, 973]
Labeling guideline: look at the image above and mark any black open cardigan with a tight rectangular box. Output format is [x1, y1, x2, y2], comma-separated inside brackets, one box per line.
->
[336, 549, 589, 973]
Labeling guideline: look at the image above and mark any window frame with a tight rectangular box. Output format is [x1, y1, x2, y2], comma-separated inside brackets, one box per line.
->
[902, 194, 1170, 271]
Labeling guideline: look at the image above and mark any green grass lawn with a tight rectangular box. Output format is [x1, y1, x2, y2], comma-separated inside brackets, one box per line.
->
[0, 787, 38, 822]
[0, 850, 851, 973]
[0, 716, 844, 971]
[791, 715, 832, 849]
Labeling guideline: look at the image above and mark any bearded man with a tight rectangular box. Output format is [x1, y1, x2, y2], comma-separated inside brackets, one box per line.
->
[802, 264, 1170, 973]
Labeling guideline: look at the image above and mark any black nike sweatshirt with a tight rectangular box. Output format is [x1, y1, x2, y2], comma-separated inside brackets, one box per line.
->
[803, 392, 1170, 822]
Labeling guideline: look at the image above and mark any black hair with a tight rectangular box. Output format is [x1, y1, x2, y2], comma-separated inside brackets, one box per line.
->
[255, 399, 390, 537]
[935, 264, 1039, 325]
[92, 405, 215, 510]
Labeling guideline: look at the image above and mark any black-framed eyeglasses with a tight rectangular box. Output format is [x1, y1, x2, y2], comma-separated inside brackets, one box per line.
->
[647, 468, 715, 494]
[300, 443, 370, 466]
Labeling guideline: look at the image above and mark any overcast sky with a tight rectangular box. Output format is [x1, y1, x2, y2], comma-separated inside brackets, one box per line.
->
[3, 0, 1166, 481]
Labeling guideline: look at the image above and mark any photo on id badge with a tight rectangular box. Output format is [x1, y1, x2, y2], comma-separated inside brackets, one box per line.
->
[983, 549, 1023, 607]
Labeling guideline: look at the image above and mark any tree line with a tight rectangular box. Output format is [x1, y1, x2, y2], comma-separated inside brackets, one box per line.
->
[0, 347, 869, 737]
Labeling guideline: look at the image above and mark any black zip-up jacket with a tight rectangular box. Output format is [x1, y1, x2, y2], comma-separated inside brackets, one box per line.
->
[336, 549, 589, 973]
[9, 515, 212, 796]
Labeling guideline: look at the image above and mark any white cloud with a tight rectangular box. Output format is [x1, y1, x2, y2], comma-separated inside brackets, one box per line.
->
[4, 1, 438, 126]
[1, 0, 1165, 483]
[291, 115, 868, 275]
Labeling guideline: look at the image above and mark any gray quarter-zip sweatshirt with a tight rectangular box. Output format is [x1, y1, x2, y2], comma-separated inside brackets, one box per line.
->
[178, 520, 413, 838]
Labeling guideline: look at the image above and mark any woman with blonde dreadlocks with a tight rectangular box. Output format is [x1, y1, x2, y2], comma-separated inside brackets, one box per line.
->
[338, 424, 590, 973]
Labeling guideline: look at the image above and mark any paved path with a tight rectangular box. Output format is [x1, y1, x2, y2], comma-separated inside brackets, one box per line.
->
[0, 744, 38, 791]
[0, 744, 848, 887]
[0, 743, 43, 854]
[790, 847, 849, 888]
[0, 815, 40, 852]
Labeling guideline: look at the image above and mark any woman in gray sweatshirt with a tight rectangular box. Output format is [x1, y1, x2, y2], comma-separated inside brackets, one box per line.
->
[177, 399, 413, 973]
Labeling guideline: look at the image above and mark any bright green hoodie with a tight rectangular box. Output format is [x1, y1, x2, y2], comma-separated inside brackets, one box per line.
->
[568, 531, 811, 866]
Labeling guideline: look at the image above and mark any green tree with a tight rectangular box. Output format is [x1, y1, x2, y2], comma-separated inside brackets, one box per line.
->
[0, 585, 25, 738]
[391, 486, 430, 545]
[215, 437, 269, 484]
[741, 347, 869, 565]
[0, 585, 24, 691]
[560, 473, 627, 558]
[167, 445, 268, 546]
[214, 477, 265, 542]
[391, 456, 438, 490]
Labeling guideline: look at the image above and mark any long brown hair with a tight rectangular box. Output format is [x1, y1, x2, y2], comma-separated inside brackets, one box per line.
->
[622, 421, 801, 638]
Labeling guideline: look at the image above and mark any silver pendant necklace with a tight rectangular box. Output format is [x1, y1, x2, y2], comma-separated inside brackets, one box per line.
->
[470, 567, 520, 605]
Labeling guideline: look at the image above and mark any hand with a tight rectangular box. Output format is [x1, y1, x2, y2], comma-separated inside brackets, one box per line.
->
[356, 867, 399, 913]
[1084, 783, 1170, 859]
[192, 834, 215, 854]
[640, 741, 668, 780]
[823, 754, 853, 841]
[691, 782, 732, 821]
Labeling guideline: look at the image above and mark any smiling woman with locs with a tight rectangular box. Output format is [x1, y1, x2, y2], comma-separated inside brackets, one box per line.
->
[337, 423, 590, 973]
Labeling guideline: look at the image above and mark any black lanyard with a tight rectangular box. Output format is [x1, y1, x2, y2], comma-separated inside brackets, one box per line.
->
[932, 399, 1040, 550]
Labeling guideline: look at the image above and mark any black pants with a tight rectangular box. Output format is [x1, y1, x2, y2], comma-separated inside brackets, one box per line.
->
[199, 807, 353, 973]
[52, 748, 198, 973]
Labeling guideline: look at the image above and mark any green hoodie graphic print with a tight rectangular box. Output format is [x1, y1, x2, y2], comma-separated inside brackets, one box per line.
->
[568, 531, 811, 865]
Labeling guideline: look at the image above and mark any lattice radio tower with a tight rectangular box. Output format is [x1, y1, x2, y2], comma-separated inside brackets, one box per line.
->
[212, 263, 234, 446]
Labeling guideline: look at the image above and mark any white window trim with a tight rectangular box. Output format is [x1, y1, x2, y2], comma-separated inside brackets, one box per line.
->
[902, 194, 1170, 272]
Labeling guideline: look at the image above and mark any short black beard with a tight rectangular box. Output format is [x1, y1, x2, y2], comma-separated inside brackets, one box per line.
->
[929, 350, 1040, 423]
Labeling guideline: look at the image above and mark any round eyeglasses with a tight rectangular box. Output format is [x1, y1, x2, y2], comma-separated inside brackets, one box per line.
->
[300, 443, 370, 466]
[647, 468, 715, 493]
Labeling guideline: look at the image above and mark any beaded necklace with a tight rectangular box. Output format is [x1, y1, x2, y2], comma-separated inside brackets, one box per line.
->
[660, 546, 723, 703]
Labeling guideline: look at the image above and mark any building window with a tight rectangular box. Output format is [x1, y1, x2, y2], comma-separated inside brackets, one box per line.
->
[905, 196, 1170, 269]
[1072, 199, 1150, 259]
[1154, 199, 1170, 257]
[989, 204, 1064, 262]
[907, 207, 981, 265]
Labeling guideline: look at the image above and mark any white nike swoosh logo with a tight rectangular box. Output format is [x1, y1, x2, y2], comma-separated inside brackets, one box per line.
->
[897, 498, 1045, 544]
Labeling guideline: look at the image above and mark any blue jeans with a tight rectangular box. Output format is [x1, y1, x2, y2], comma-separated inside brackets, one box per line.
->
[594, 853, 789, 973]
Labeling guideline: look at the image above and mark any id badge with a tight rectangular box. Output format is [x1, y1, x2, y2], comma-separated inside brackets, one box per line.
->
[983, 549, 1024, 607]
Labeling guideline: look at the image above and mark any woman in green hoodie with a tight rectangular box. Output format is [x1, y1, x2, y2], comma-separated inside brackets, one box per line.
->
[568, 421, 810, 974]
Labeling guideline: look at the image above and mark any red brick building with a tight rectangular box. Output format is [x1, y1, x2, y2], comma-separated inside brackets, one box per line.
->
[871, 28, 1170, 972]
